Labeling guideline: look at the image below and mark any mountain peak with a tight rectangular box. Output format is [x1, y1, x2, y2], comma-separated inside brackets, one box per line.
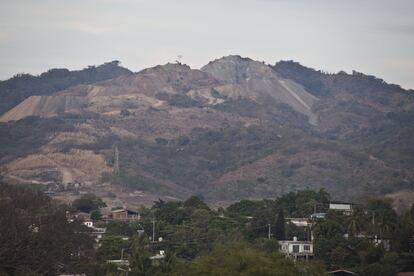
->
[201, 55, 273, 84]
[144, 62, 192, 73]
[208, 55, 253, 63]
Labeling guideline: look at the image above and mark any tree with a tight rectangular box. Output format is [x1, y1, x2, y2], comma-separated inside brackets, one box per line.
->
[313, 220, 344, 240]
[97, 235, 131, 260]
[275, 208, 285, 240]
[183, 196, 210, 211]
[91, 210, 102, 221]
[365, 197, 397, 237]
[178, 242, 302, 276]
[129, 235, 152, 275]
[346, 211, 362, 236]
[153, 201, 186, 225]
[227, 199, 267, 217]
[120, 109, 131, 116]
[72, 194, 106, 213]
[0, 183, 95, 275]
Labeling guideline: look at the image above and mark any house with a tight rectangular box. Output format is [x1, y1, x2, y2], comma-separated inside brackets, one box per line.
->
[66, 211, 91, 223]
[111, 209, 140, 221]
[111, 209, 128, 221]
[408, 236, 414, 252]
[106, 259, 130, 268]
[83, 220, 93, 228]
[150, 250, 166, 266]
[286, 218, 311, 227]
[346, 233, 391, 251]
[279, 237, 313, 260]
[370, 235, 391, 251]
[329, 202, 353, 215]
[328, 269, 355, 276]
[310, 212, 326, 220]
[150, 250, 166, 260]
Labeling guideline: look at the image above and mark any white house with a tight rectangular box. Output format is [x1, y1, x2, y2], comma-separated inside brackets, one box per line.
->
[286, 218, 311, 227]
[310, 212, 326, 220]
[83, 220, 93, 228]
[150, 250, 166, 260]
[279, 237, 313, 260]
[329, 202, 353, 215]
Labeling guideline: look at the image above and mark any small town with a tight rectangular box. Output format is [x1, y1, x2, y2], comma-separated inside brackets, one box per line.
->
[1, 0, 414, 275]
[3, 183, 413, 275]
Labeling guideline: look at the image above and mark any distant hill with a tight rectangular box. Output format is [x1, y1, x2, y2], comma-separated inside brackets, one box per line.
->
[273, 60, 414, 171]
[0, 60, 132, 115]
[0, 56, 413, 206]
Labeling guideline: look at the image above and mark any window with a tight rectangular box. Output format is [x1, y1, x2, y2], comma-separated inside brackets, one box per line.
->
[292, 245, 299, 253]
[304, 245, 311, 251]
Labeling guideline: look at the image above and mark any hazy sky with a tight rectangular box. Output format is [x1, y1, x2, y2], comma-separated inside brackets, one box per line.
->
[1, 0, 413, 89]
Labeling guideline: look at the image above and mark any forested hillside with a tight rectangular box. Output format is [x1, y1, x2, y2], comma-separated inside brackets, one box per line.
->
[2, 184, 413, 275]
[0, 60, 132, 115]
[0, 56, 413, 205]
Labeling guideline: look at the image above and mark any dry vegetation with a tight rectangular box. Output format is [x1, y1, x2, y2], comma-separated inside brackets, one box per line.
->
[0, 56, 413, 205]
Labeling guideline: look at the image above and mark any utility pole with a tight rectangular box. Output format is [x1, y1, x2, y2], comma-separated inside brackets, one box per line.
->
[114, 144, 120, 175]
[176, 55, 183, 64]
[268, 224, 271, 240]
[152, 217, 155, 242]
[372, 211, 375, 225]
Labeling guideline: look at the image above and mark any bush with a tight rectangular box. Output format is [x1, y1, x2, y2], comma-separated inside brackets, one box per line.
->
[72, 194, 106, 213]
[91, 210, 102, 221]
[120, 109, 131, 116]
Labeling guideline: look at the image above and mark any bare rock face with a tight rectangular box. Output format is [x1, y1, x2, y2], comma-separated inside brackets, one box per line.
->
[0, 56, 319, 124]
[202, 55, 319, 123]
[0, 60, 132, 116]
[201, 55, 275, 83]
[1, 56, 413, 204]
[0, 95, 85, 122]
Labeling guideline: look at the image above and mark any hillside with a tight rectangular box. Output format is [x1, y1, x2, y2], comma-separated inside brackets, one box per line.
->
[0, 56, 413, 206]
[0, 60, 132, 116]
[273, 61, 414, 171]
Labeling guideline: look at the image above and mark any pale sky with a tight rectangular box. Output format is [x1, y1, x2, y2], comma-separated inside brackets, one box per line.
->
[1, 0, 413, 89]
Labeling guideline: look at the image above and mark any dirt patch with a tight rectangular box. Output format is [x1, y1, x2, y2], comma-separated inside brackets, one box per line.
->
[386, 190, 414, 213]
[5, 149, 112, 184]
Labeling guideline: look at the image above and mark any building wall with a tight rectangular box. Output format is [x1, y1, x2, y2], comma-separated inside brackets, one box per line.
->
[288, 243, 313, 254]
[279, 241, 313, 255]
[289, 219, 310, 227]
[112, 211, 128, 220]
[329, 203, 351, 210]
[83, 221, 93, 228]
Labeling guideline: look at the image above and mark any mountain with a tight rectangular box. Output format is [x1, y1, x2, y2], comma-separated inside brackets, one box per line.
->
[273, 60, 414, 170]
[0, 56, 413, 206]
[202, 56, 319, 124]
[0, 60, 132, 116]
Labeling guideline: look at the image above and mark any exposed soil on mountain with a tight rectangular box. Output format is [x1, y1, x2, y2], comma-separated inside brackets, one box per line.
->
[1, 56, 413, 206]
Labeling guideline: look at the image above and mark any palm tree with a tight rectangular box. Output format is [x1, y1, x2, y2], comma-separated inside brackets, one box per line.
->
[347, 219, 358, 236]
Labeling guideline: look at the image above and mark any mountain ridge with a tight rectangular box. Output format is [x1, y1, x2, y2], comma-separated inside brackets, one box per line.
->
[0, 60, 132, 116]
[0, 55, 413, 206]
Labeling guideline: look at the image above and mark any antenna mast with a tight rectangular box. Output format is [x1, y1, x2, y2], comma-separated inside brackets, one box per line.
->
[114, 144, 120, 175]
[176, 55, 183, 64]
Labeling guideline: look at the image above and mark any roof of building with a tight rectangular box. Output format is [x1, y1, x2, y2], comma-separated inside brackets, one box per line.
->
[111, 209, 127, 213]
[286, 217, 309, 221]
[329, 201, 355, 205]
[278, 240, 313, 244]
[310, 212, 326, 217]
[126, 209, 139, 215]
[328, 269, 355, 275]
[111, 209, 139, 214]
